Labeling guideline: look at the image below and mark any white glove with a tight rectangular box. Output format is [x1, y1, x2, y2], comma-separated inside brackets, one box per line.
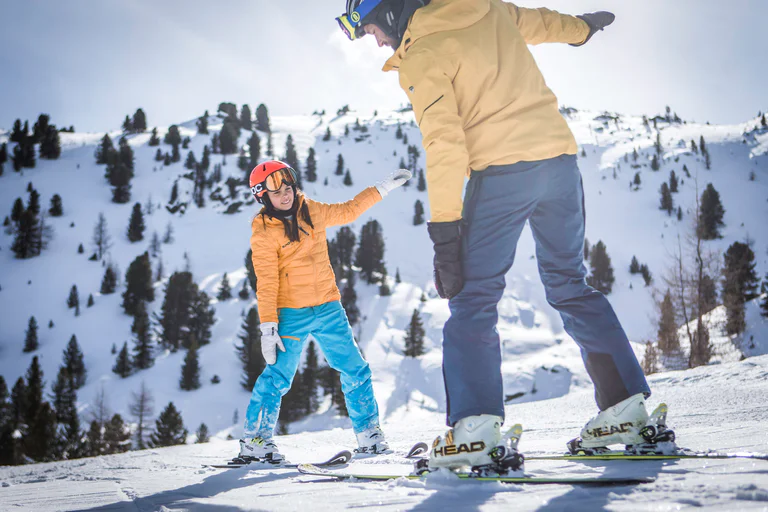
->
[375, 169, 412, 197]
[260, 322, 285, 365]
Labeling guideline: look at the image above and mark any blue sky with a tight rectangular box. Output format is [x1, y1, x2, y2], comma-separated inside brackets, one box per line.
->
[1, 0, 765, 132]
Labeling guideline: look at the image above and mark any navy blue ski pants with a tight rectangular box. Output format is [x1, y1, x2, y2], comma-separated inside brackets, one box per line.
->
[443, 154, 650, 426]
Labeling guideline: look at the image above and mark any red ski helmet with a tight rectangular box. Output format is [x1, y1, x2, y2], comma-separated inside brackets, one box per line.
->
[249, 160, 298, 204]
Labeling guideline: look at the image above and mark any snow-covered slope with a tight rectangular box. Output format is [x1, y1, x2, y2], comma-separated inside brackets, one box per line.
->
[1, 354, 767, 511]
[1, 106, 767, 492]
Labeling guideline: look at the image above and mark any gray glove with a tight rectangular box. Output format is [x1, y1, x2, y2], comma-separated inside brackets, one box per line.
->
[570, 11, 615, 47]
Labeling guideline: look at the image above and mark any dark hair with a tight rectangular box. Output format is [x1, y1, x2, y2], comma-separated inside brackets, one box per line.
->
[259, 190, 314, 242]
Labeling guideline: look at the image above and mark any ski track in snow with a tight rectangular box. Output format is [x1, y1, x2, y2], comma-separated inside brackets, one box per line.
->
[1, 109, 768, 510]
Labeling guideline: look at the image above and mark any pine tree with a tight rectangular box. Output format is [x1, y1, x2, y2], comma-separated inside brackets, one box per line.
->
[413, 200, 425, 225]
[302, 341, 320, 415]
[219, 118, 240, 155]
[100, 263, 118, 294]
[379, 268, 391, 296]
[697, 183, 725, 240]
[238, 279, 250, 300]
[11, 197, 24, 223]
[355, 220, 386, 284]
[650, 154, 660, 171]
[48, 194, 63, 217]
[147, 127, 160, 146]
[659, 182, 674, 215]
[629, 256, 640, 274]
[95, 134, 115, 165]
[323, 126, 331, 141]
[164, 125, 182, 146]
[722, 241, 759, 335]
[40, 126, 62, 160]
[240, 104, 252, 130]
[669, 171, 679, 193]
[17, 316, 37, 356]
[657, 290, 680, 355]
[149, 402, 187, 447]
[640, 264, 653, 286]
[196, 423, 210, 443]
[237, 148, 249, 172]
[341, 274, 360, 326]
[335, 154, 344, 176]
[187, 292, 215, 349]
[103, 414, 131, 454]
[122, 115, 133, 133]
[395, 268, 401, 284]
[63, 335, 87, 388]
[129, 382, 154, 449]
[197, 111, 209, 135]
[184, 150, 197, 170]
[157, 271, 196, 351]
[343, 169, 353, 186]
[122, 252, 154, 316]
[586, 240, 615, 294]
[256, 104, 271, 133]
[11, 210, 38, 259]
[284, 134, 301, 177]
[0, 142, 7, 165]
[53, 369, 84, 459]
[633, 172, 641, 188]
[417, 169, 426, 192]
[403, 309, 426, 357]
[127, 203, 145, 242]
[759, 274, 768, 318]
[0, 376, 15, 465]
[132, 300, 154, 370]
[67, 285, 80, 311]
[305, 147, 317, 182]
[179, 339, 201, 391]
[217, 273, 232, 301]
[113, 342, 132, 378]
[237, 307, 264, 391]
[171, 143, 181, 163]
[23, 356, 58, 461]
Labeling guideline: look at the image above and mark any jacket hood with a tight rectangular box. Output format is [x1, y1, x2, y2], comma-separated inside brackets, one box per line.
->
[384, 0, 490, 71]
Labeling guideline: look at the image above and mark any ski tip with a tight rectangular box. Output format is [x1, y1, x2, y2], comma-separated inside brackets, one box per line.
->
[407, 442, 430, 458]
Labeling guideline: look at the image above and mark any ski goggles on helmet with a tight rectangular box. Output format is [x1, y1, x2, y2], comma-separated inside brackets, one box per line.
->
[250, 167, 297, 198]
[336, 0, 384, 40]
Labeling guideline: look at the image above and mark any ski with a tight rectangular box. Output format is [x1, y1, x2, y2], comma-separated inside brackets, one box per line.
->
[526, 450, 768, 462]
[297, 463, 655, 485]
[205, 449, 353, 470]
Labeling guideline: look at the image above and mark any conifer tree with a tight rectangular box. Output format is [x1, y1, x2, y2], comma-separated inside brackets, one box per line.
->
[129, 382, 154, 449]
[659, 182, 674, 215]
[164, 125, 182, 146]
[305, 147, 317, 182]
[122, 252, 154, 316]
[148, 127, 161, 146]
[197, 111, 209, 135]
[237, 148, 249, 172]
[12, 210, 38, 259]
[171, 143, 181, 163]
[219, 118, 240, 155]
[132, 300, 154, 370]
[23, 356, 58, 462]
[240, 104, 252, 130]
[657, 290, 680, 355]
[379, 268, 391, 296]
[284, 134, 301, 178]
[237, 307, 264, 391]
[0, 377, 15, 465]
[196, 423, 210, 443]
[722, 241, 759, 335]
[217, 273, 232, 301]
[100, 263, 117, 294]
[669, 170, 678, 192]
[586, 240, 615, 294]
[697, 183, 725, 240]
[633, 172, 641, 188]
[256, 104, 271, 133]
[302, 341, 320, 415]
[247, 131, 261, 169]
[640, 264, 653, 286]
[341, 274, 360, 326]
[132, 109, 147, 132]
[23, 316, 39, 352]
[0, 142, 7, 165]
[413, 200, 425, 225]
[157, 271, 196, 351]
[95, 134, 115, 165]
[629, 256, 640, 274]
[417, 169, 426, 191]
[149, 402, 187, 447]
[49, 194, 63, 217]
[759, 274, 768, 318]
[335, 154, 344, 176]
[180, 339, 201, 391]
[103, 414, 131, 454]
[53, 369, 83, 459]
[343, 169, 353, 186]
[323, 126, 331, 141]
[239, 279, 250, 299]
[127, 203, 145, 242]
[650, 154, 660, 171]
[11, 197, 24, 223]
[113, 342, 132, 378]
[67, 285, 80, 311]
[395, 268, 401, 284]
[122, 115, 133, 133]
[187, 292, 215, 348]
[184, 151, 197, 170]
[11, 377, 27, 430]
[40, 126, 62, 160]
[403, 309, 426, 357]
[266, 133, 273, 157]
[355, 220, 386, 284]
[62, 335, 87, 388]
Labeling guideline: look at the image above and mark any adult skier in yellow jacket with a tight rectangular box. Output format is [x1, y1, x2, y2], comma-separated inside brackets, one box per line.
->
[337, 0, 662, 471]
[239, 160, 411, 462]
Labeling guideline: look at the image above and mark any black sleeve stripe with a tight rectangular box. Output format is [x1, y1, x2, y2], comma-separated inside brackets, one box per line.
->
[418, 95, 444, 125]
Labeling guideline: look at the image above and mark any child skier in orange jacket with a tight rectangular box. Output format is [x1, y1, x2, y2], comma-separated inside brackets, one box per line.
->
[239, 159, 411, 461]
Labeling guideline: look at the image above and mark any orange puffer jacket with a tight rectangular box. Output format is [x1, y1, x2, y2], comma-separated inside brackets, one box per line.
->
[250, 188, 382, 324]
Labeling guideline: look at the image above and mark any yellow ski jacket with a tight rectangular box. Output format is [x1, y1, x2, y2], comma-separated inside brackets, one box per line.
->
[249, 188, 381, 324]
[384, 0, 590, 222]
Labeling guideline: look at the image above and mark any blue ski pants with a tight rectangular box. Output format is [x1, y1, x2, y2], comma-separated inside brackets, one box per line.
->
[443, 154, 650, 426]
[243, 300, 380, 438]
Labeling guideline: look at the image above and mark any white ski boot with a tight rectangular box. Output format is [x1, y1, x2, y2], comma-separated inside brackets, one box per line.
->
[420, 415, 524, 475]
[355, 425, 390, 454]
[568, 393, 677, 455]
[237, 436, 285, 463]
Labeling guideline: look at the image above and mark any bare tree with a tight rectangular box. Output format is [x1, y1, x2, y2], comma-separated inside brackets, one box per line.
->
[92, 212, 113, 260]
[89, 385, 111, 425]
[129, 381, 154, 450]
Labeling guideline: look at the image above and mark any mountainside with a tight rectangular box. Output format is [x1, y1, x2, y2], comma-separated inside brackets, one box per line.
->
[1, 105, 767, 453]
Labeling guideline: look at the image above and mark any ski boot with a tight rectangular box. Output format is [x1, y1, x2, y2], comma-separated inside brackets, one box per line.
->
[414, 416, 524, 476]
[567, 394, 677, 456]
[233, 436, 285, 464]
[354, 425, 391, 455]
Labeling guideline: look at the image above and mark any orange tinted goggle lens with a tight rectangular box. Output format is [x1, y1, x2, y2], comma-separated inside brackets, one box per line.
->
[264, 168, 296, 192]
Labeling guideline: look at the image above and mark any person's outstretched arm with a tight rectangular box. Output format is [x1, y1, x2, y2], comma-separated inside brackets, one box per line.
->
[314, 170, 411, 227]
[505, 3, 613, 46]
